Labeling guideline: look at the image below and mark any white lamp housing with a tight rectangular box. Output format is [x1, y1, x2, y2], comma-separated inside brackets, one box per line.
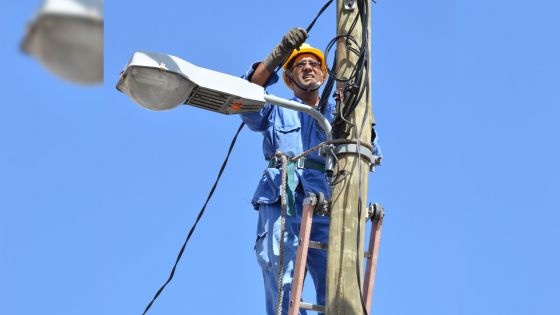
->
[21, 0, 104, 84]
[116, 51, 266, 114]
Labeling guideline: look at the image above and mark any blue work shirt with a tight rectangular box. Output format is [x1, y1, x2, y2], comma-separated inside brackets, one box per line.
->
[241, 63, 335, 209]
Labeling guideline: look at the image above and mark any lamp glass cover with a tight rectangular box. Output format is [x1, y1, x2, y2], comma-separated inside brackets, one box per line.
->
[122, 67, 193, 111]
[23, 14, 103, 84]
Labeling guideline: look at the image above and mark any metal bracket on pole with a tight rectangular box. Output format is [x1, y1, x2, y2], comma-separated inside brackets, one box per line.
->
[332, 143, 381, 171]
[321, 143, 336, 178]
[367, 203, 384, 223]
[364, 202, 384, 312]
[344, 0, 356, 10]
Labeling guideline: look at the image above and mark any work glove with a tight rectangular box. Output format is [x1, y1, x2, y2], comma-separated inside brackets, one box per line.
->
[262, 27, 308, 73]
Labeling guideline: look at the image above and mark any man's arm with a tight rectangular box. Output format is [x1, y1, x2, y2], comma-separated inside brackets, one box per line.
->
[249, 62, 273, 87]
[249, 28, 308, 87]
[241, 28, 308, 130]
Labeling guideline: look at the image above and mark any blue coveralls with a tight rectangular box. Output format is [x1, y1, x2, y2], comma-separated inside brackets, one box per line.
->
[241, 63, 334, 315]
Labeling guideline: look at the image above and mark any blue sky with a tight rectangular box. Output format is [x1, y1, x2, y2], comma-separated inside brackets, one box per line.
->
[1, 1, 559, 314]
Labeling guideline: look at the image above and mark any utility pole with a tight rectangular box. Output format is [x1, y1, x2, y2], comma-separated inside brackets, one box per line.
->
[326, 0, 374, 314]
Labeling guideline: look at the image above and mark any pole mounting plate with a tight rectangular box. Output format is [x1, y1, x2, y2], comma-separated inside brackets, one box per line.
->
[332, 143, 381, 171]
[344, 0, 356, 10]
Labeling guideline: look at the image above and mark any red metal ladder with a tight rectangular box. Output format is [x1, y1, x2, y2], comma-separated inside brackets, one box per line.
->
[288, 194, 384, 315]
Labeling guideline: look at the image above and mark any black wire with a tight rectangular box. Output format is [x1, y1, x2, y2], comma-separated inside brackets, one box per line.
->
[142, 122, 245, 315]
[273, 0, 335, 74]
[355, 1, 371, 313]
[329, 0, 372, 142]
[356, 6, 371, 312]
[318, 8, 366, 117]
[318, 33, 359, 116]
[316, 1, 378, 313]
[320, 0, 374, 314]
[306, 0, 334, 33]
[346, 0, 369, 116]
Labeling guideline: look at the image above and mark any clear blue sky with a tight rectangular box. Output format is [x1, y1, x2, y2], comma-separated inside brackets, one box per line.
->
[1, 1, 559, 314]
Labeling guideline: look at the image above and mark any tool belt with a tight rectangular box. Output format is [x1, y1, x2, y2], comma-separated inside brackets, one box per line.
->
[267, 156, 325, 172]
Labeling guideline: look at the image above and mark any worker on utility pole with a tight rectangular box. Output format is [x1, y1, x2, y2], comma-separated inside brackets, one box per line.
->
[240, 28, 332, 315]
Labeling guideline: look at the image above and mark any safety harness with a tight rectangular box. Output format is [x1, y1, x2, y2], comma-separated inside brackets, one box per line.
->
[268, 155, 325, 216]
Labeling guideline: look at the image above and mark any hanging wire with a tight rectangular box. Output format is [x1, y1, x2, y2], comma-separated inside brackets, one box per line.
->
[317, 0, 376, 313]
[142, 122, 245, 315]
[274, 0, 335, 74]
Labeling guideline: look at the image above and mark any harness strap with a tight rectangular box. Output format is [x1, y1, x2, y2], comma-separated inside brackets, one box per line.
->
[286, 161, 296, 216]
[268, 157, 325, 216]
[268, 156, 326, 172]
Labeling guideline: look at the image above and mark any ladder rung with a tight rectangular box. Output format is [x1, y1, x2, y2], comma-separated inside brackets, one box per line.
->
[308, 241, 328, 250]
[300, 302, 326, 313]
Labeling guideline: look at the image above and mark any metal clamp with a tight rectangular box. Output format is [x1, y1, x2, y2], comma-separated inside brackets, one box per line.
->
[320, 143, 336, 177]
[304, 192, 330, 216]
[303, 193, 318, 207]
[333, 142, 381, 171]
[314, 192, 330, 216]
[367, 203, 385, 223]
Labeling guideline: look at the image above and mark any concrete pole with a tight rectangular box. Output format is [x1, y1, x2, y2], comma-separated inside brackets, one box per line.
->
[326, 0, 373, 314]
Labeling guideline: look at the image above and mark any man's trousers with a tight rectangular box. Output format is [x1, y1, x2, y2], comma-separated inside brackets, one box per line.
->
[254, 190, 329, 315]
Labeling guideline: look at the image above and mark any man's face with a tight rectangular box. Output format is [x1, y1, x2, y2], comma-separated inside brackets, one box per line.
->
[287, 53, 324, 91]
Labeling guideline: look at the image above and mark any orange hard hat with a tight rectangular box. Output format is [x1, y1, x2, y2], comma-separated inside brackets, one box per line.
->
[282, 43, 328, 87]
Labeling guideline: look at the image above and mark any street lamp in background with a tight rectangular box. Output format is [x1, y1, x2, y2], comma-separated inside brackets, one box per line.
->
[21, 0, 104, 84]
[116, 51, 334, 173]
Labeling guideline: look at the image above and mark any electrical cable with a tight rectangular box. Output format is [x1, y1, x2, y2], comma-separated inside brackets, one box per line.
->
[274, 0, 335, 74]
[323, 0, 370, 124]
[306, 0, 334, 34]
[354, 2, 372, 313]
[358, 1, 376, 313]
[356, 48, 373, 315]
[142, 122, 245, 315]
[317, 0, 375, 313]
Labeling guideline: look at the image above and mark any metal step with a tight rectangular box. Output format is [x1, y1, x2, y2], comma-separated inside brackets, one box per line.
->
[300, 302, 326, 313]
[308, 240, 328, 250]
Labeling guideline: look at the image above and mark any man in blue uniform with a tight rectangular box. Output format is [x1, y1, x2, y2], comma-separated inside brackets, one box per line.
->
[241, 28, 332, 315]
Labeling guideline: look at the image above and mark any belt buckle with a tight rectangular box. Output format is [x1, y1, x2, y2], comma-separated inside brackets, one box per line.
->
[296, 158, 305, 169]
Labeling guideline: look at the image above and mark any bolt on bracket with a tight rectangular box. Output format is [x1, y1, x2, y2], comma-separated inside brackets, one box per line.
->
[367, 203, 384, 223]
[344, 0, 356, 10]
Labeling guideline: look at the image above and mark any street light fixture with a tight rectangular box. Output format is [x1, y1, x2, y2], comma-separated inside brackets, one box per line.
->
[116, 51, 334, 172]
[21, 0, 104, 84]
[116, 51, 266, 114]
[116, 51, 332, 138]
